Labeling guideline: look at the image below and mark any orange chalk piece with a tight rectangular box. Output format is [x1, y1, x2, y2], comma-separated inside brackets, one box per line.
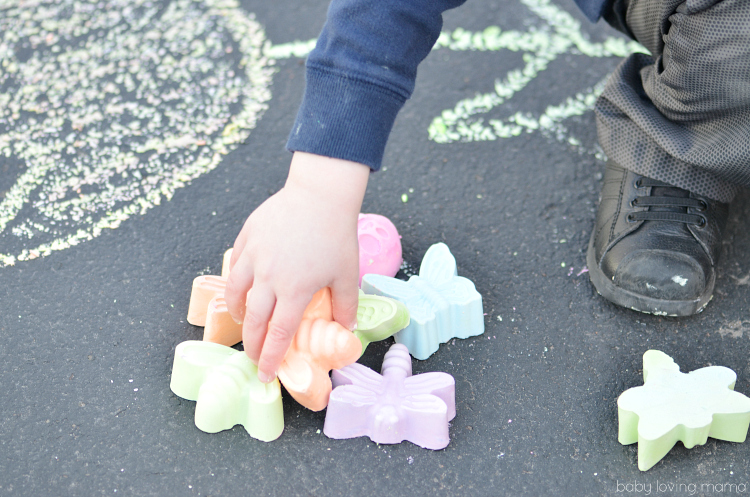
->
[277, 317, 362, 411]
[221, 248, 233, 277]
[273, 287, 360, 411]
[201, 286, 334, 348]
[187, 275, 227, 327]
[266, 287, 357, 411]
[302, 287, 334, 321]
[203, 296, 242, 346]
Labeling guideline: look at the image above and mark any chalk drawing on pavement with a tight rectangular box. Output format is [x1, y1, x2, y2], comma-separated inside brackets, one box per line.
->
[269, 0, 646, 157]
[0, 0, 644, 268]
[427, 0, 646, 156]
[0, 0, 273, 267]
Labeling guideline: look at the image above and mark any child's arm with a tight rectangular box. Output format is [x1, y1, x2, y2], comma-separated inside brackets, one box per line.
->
[224, 152, 369, 383]
[225, 0, 466, 383]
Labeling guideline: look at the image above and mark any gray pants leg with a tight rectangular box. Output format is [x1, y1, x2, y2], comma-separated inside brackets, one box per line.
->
[595, 0, 750, 203]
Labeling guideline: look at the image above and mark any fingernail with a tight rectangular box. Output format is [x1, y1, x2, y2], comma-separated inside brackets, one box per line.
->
[258, 371, 275, 383]
[233, 309, 244, 325]
[349, 321, 358, 331]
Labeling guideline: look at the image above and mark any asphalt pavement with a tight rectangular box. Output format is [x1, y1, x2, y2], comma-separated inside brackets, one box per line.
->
[2, 0, 750, 495]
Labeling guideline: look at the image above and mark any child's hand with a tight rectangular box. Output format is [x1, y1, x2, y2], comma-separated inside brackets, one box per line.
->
[224, 152, 370, 383]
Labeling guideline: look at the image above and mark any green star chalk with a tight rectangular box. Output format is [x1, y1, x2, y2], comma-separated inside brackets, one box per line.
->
[618, 350, 750, 471]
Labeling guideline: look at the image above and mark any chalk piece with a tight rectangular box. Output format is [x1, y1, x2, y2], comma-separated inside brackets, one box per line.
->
[170, 340, 284, 442]
[203, 296, 242, 347]
[187, 275, 227, 326]
[221, 248, 233, 277]
[303, 286, 334, 321]
[277, 317, 362, 412]
[358, 213, 402, 286]
[274, 287, 359, 411]
[188, 250, 408, 411]
[362, 242, 484, 360]
[199, 287, 333, 348]
[324, 343, 455, 450]
[618, 350, 750, 471]
[354, 291, 410, 355]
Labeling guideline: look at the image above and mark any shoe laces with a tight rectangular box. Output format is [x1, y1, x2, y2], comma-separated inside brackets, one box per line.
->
[627, 177, 708, 227]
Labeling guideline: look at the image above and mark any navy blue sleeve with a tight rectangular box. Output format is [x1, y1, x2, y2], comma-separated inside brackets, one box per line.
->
[575, 0, 612, 23]
[286, 0, 466, 171]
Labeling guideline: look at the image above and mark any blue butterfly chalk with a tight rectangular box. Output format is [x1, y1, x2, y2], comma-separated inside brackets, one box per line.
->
[361, 243, 484, 359]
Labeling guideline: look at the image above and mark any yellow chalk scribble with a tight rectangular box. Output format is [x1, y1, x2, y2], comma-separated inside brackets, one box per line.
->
[428, 0, 647, 148]
[265, 0, 647, 157]
[0, 0, 645, 267]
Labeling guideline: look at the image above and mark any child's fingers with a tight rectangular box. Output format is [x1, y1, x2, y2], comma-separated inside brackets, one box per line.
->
[229, 221, 253, 272]
[256, 297, 309, 383]
[331, 272, 360, 331]
[241, 285, 276, 364]
[224, 254, 254, 324]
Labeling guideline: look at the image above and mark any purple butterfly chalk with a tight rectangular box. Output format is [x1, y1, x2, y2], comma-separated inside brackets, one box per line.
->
[323, 344, 456, 450]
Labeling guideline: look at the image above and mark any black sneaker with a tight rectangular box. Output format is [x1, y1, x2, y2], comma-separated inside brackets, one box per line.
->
[586, 161, 728, 316]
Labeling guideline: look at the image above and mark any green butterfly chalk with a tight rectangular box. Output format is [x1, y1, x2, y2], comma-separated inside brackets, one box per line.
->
[170, 341, 284, 442]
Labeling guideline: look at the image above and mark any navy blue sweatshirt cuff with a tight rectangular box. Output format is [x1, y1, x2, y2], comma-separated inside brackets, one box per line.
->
[286, 65, 406, 171]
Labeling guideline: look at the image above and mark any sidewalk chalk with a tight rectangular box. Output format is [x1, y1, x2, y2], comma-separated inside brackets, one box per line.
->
[221, 248, 233, 278]
[170, 340, 284, 442]
[354, 291, 410, 355]
[358, 213, 402, 286]
[187, 275, 227, 327]
[618, 350, 750, 471]
[277, 316, 362, 411]
[324, 343, 455, 450]
[276, 289, 408, 411]
[362, 242, 483, 360]
[203, 296, 242, 346]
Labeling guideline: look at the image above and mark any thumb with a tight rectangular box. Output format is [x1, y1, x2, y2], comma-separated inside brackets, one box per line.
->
[330, 277, 360, 331]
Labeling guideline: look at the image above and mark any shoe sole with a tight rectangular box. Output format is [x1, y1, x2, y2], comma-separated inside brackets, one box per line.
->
[586, 233, 713, 317]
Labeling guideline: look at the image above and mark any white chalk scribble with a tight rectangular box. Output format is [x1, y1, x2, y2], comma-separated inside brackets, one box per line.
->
[0, 0, 644, 267]
[0, 0, 273, 266]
